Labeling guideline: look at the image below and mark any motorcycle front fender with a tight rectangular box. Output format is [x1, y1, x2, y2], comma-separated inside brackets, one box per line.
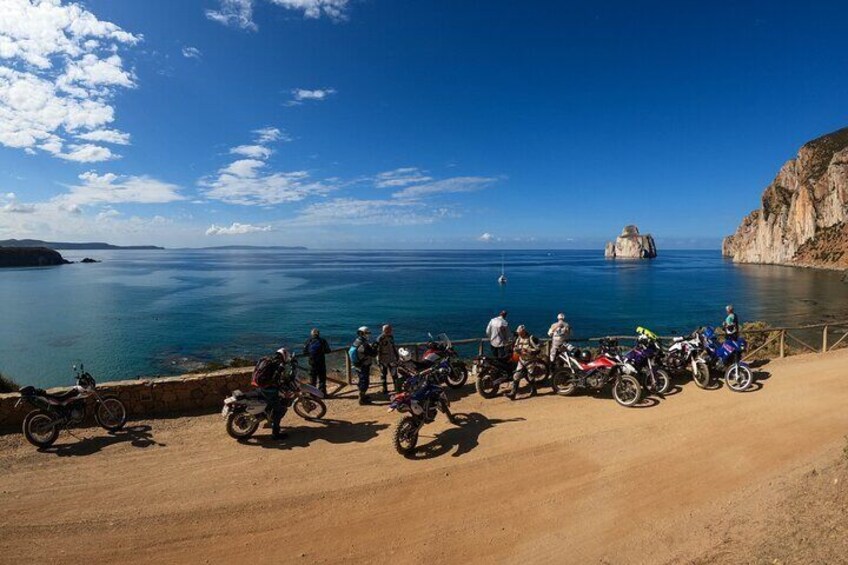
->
[299, 382, 324, 398]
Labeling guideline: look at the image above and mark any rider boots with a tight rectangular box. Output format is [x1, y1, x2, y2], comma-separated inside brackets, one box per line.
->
[506, 380, 519, 400]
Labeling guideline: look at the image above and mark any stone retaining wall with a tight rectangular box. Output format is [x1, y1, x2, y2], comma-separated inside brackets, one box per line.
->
[0, 368, 255, 432]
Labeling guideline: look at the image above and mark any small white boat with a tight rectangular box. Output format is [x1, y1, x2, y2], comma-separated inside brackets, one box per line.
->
[498, 255, 507, 285]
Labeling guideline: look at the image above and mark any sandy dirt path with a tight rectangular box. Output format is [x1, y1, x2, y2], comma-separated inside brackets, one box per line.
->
[1, 349, 847, 564]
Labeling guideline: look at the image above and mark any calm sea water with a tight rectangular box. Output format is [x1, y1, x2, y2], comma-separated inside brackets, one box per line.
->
[2, 249, 847, 388]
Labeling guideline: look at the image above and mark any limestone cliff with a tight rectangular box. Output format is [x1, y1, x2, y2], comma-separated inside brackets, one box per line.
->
[605, 225, 657, 259]
[722, 127, 848, 270]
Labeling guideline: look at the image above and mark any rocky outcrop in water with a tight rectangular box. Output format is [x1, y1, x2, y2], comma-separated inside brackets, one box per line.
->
[605, 225, 657, 259]
[0, 247, 70, 268]
[722, 127, 848, 270]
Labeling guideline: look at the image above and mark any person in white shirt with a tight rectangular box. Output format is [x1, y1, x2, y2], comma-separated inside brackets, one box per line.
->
[547, 313, 571, 362]
[485, 310, 510, 359]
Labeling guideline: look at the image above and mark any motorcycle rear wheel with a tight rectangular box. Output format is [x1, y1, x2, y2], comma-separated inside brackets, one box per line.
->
[724, 364, 753, 392]
[692, 360, 711, 389]
[654, 369, 672, 395]
[551, 367, 578, 396]
[293, 396, 327, 420]
[446, 365, 468, 389]
[23, 410, 60, 448]
[475, 372, 499, 399]
[393, 416, 419, 456]
[226, 412, 260, 440]
[94, 396, 127, 431]
[612, 375, 642, 407]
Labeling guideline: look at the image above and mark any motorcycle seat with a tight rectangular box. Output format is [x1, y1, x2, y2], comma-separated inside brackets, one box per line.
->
[42, 389, 81, 402]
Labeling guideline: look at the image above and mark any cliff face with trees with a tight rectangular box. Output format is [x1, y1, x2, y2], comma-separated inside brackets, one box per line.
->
[722, 127, 848, 270]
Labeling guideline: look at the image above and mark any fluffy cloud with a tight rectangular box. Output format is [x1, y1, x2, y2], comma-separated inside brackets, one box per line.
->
[207, 0, 349, 30]
[201, 126, 330, 205]
[478, 232, 495, 242]
[57, 171, 184, 207]
[392, 176, 498, 199]
[76, 128, 131, 145]
[0, 0, 140, 162]
[181, 46, 202, 59]
[288, 88, 336, 105]
[206, 222, 273, 235]
[1, 192, 35, 213]
[289, 198, 455, 227]
[375, 167, 433, 188]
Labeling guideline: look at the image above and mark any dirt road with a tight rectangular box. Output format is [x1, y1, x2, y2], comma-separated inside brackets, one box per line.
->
[2, 349, 847, 564]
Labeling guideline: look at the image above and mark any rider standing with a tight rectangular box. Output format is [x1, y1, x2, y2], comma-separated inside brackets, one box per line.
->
[508, 325, 541, 400]
[251, 347, 291, 440]
[351, 326, 377, 405]
[486, 310, 510, 359]
[303, 328, 331, 395]
[377, 324, 400, 395]
[547, 313, 571, 363]
[723, 305, 740, 341]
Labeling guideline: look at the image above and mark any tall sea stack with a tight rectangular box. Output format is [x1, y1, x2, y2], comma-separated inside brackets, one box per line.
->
[723, 127, 848, 270]
[605, 225, 657, 259]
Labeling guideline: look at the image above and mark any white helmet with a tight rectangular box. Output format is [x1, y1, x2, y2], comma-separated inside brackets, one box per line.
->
[398, 347, 412, 362]
[557, 313, 565, 321]
[358, 326, 371, 335]
[275, 347, 291, 362]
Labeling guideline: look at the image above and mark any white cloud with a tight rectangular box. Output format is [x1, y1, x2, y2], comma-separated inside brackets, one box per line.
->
[392, 176, 498, 199]
[206, 222, 273, 235]
[0, 0, 140, 162]
[375, 167, 433, 188]
[289, 198, 455, 227]
[182, 46, 202, 59]
[207, 0, 349, 30]
[288, 88, 336, 105]
[76, 128, 130, 145]
[202, 126, 330, 205]
[478, 232, 495, 242]
[0, 192, 35, 213]
[57, 171, 184, 207]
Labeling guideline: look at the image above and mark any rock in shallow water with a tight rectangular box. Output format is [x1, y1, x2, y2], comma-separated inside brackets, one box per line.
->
[605, 225, 657, 259]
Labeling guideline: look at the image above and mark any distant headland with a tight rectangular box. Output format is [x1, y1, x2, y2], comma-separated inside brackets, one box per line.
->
[0, 239, 164, 250]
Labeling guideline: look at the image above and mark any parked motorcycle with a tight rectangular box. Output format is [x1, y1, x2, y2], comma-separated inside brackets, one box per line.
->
[222, 366, 327, 440]
[550, 339, 643, 407]
[417, 333, 469, 388]
[664, 331, 711, 388]
[388, 367, 455, 456]
[620, 328, 671, 395]
[472, 350, 548, 399]
[698, 326, 753, 392]
[15, 363, 127, 448]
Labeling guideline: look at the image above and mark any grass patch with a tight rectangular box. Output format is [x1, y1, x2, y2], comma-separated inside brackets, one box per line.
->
[0, 372, 20, 393]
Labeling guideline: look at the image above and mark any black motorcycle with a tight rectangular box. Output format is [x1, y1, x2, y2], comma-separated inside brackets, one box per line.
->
[16, 363, 127, 448]
[472, 351, 547, 399]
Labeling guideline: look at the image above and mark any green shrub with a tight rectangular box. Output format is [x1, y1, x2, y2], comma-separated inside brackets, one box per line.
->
[0, 372, 20, 393]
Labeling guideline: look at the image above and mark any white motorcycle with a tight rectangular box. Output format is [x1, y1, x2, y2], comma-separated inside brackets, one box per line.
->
[222, 380, 326, 440]
[665, 332, 710, 389]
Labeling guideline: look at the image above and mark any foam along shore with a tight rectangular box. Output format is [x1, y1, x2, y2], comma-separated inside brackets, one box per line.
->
[1, 347, 847, 563]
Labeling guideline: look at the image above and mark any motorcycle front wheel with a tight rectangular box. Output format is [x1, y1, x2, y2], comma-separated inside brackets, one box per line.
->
[226, 411, 260, 440]
[94, 396, 127, 431]
[724, 364, 753, 392]
[692, 360, 711, 389]
[612, 375, 642, 407]
[551, 367, 578, 396]
[475, 372, 499, 399]
[293, 395, 327, 420]
[446, 365, 468, 389]
[526, 361, 549, 385]
[393, 416, 420, 456]
[23, 410, 60, 448]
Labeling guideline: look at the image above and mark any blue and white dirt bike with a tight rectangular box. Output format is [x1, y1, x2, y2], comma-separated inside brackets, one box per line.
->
[696, 327, 754, 392]
[387, 366, 456, 456]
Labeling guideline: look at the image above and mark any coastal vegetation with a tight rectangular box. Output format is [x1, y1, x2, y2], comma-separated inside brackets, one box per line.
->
[0, 247, 69, 268]
[0, 372, 19, 393]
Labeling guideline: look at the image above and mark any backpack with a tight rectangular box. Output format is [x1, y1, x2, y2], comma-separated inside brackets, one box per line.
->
[307, 338, 324, 358]
[252, 356, 280, 388]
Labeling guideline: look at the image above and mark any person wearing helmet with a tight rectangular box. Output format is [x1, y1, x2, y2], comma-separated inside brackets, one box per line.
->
[547, 313, 571, 363]
[351, 326, 377, 405]
[508, 325, 541, 400]
[303, 328, 331, 395]
[723, 305, 740, 341]
[377, 324, 400, 395]
[251, 347, 291, 439]
[486, 310, 510, 359]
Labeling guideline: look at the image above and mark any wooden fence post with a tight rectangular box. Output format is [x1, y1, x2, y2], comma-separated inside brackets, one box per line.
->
[345, 351, 352, 385]
[823, 325, 828, 353]
[779, 330, 785, 358]
[478, 340, 484, 356]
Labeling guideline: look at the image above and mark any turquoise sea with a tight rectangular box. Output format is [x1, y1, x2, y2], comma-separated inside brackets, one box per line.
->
[2, 249, 847, 388]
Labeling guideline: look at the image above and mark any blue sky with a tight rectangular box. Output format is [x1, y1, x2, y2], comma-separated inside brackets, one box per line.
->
[1, 0, 847, 248]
